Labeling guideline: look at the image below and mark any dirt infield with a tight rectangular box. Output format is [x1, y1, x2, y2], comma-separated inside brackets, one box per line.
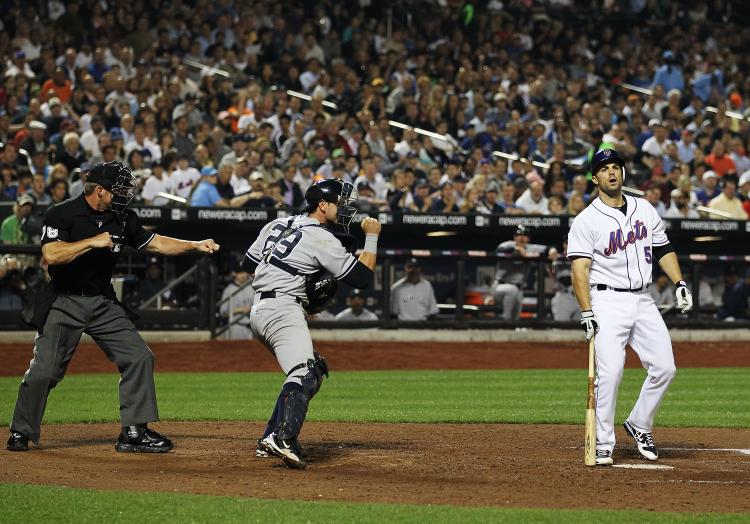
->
[1, 339, 749, 511]
[1, 340, 749, 376]
[2, 422, 749, 512]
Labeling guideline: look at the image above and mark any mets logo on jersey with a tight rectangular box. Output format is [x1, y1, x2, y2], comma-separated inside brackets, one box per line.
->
[603, 220, 648, 256]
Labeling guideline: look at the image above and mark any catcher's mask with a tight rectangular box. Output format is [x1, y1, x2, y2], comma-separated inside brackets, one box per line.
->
[304, 178, 358, 231]
[87, 160, 137, 215]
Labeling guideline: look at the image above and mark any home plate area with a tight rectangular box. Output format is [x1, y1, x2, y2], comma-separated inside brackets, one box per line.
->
[2, 422, 749, 513]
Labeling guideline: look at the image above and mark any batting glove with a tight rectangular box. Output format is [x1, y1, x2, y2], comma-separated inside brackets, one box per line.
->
[580, 310, 599, 341]
[675, 281, 693, 313]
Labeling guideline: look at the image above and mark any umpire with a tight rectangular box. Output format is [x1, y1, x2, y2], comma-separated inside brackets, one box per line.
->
[6, 161, 219, 453]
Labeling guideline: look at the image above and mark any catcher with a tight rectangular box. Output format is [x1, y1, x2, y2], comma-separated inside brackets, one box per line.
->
[242, 178, 381, 468]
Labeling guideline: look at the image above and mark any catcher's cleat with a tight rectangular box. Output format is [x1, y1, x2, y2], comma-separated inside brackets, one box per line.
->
[260, 433, 306, 469]
[255, 438, 271, 458]
[623, 421, 658, 461]
[257, 437, 305, 458]
[7, 431, 29, 452]
[115, 425, 173, 453]
[595, 449, 613, 466]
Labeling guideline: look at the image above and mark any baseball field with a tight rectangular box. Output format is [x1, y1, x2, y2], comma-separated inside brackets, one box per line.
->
[1, 339, 749, 522]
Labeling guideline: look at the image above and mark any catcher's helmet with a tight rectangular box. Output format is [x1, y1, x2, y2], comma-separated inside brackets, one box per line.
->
[304, 179, 358, 231]
[87, 160, 137, 215]
[514, 224, 529, 236]
[591, 148, 625, 179]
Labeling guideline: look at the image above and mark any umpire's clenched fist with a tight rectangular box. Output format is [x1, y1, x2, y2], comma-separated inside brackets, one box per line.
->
[194, 239, 220, 254]
[361, 217, 381, 236]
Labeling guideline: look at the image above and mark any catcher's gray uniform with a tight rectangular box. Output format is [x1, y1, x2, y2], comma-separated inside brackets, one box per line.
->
[245, 215, 358, 384]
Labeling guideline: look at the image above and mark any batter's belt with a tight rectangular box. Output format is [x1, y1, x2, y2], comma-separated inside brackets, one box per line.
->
[592, 284, 650, 293]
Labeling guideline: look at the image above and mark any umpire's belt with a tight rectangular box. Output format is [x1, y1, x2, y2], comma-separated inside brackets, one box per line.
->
[593, 284, 649, 292]
[259, 291, 304, 304]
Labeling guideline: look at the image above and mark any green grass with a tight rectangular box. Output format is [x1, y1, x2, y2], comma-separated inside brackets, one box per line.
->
[0, 483, 747, 523]
[1, 369, 748, 428]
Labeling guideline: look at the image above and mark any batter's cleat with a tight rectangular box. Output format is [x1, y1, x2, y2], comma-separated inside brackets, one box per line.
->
[623, 421, 658, 461]
[7, 431, 29, 452]
[115, 425, 173, 453]
[260, 433, 306, 469]
[595, 449, 613, 466]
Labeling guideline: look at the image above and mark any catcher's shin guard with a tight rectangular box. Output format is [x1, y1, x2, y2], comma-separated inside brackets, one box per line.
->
[278, 359, 326, 441]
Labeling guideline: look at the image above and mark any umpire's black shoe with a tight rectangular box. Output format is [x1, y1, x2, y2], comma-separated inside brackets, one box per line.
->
[7, 431, 29, 452]
[115, 425, 173, 453]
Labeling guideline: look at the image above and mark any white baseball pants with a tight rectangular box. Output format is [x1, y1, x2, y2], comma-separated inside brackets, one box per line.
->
[591, 287, 676, 452]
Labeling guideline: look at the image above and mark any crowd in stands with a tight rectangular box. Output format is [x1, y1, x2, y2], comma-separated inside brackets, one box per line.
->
[1, 1, 749, 220]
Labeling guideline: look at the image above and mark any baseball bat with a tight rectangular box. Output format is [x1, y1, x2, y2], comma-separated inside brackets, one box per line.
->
[584, 336, 597, 466]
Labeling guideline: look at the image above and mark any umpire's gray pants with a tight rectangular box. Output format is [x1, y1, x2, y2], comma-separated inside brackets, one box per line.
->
[10, 294, 159, 443]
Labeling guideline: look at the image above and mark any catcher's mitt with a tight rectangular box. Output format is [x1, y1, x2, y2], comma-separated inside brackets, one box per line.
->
[304, 270, 338, 314]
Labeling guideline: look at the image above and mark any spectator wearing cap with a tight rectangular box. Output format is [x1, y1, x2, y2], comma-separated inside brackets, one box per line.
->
[141, 162, 173, 206]
[705, 140, 736, 178]
[5, 50, 34, 79]
[390, 258, 439, 321]
[708, 178, 748, 220]
[515, 176, 549, 215]
[190, 167, 256, 208]
[717, 268, 750, 321]
[652, 51, 684, 93]
[243, 172, 276, 208]
[410, 179, 434, 213]
[20, 121, 48, 157]
[695, 170, 721, 205]
[137, 257, 170, 306]
[477, 182, 505, 214]
[335, 289, 378, 321]
[219, 261, 255, 340]
[42, 97, 66, 137]
[1, 193, 35, 245]
[665, 189, 699, 219]
[677, 128, 697, 164]
[492, 226, 546, 321]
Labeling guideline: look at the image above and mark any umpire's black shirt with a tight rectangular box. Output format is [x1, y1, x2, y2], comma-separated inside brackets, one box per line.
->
[41, 194, 154, 296]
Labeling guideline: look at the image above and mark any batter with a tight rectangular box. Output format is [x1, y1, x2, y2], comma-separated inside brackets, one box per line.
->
[568, 148, 693, 466]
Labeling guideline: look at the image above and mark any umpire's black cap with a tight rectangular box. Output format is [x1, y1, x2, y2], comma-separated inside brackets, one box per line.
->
[87, 161, 133, 191]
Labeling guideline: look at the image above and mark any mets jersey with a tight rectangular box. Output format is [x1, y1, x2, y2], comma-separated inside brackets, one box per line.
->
[245, 215, 358, 300]
[567, 195, 669, 289]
